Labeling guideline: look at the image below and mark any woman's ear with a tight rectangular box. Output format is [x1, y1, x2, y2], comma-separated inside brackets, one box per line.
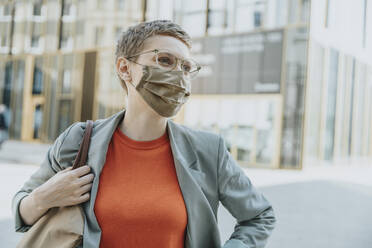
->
[116, 57, 132, 83]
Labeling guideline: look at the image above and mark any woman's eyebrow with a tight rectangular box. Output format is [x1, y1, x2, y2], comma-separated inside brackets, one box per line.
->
[159, 48, 190, 60]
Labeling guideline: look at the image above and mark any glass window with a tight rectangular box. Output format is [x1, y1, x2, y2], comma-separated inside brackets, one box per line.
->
[208, 10, 226, 34]
[182, 13, 206, 37]
[10, 60, 25, 139]
[235, 126, 254, 161]
[2, 3, 12, 16]
[47, 55, 59, 141]
[146, 0, 174, 20]
[191, 30, 283, 94]
[325, 0, 337, 28]
[62, 54, 73, 93]
[61, 23, 73, 49]
[235, 0, 266, 32]
[95, 26, 104, 46]
[183, 96, 281, 167]
[32, 57, 43, 95]
[274, 0, 289, 27]
[368, 69, 372, 154]
[31, 23, 42, 48]
[235, 5, 252, 32]
[76, 20, 84, 36]
[33, 0, 42, 16]
[0, 23, 8, 47]
[288, 0, 299, 23]
[254, 11, 262, 27]
[115, 27, 123, 41]
[62, 70, 71, 93]
[62, 0, 72, 16]
[207, 0, 227, 35]
[280, 27, 308, 168]
[3, 61, 12, 108]
[182, 0, 206, 12]
[362, 0, 367, 48]
[57, 99, 72, 135]
[324, 49, 339, 161]
[304, 42, 324, 160]
[353, 64, 367, 156]
[33, 104, 43, 139]
[300, 0, 311, 23]
[174, 0, 207, 37]
[339, 56, 354, 157]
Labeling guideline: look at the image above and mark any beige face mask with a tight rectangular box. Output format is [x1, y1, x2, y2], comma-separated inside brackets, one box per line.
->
[130, 65, 191, 117]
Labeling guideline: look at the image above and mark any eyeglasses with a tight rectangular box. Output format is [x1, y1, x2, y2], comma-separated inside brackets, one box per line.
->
[125, 49, 201, 79]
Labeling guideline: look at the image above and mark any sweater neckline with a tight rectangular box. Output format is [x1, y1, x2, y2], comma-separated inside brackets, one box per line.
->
[114, 126, 169, 150]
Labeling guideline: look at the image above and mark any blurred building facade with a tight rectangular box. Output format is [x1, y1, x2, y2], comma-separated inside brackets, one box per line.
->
[304, 0, 372, 165]
[0, 0, 370, 169]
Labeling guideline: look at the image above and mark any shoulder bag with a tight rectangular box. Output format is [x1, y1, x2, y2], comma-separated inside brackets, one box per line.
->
[16, 120, 94, 248]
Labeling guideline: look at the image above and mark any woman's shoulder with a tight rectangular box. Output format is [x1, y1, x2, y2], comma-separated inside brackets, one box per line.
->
[60, 114, 116, 146]
[53, 117, 109, 167]
[172, 121, 221, 154]
[174, 122, 220, 141]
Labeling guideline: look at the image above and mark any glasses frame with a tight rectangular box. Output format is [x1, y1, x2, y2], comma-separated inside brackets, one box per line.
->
[124, 48, 202, 78]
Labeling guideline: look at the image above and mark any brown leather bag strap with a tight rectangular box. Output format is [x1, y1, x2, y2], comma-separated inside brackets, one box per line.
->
[72, 120, 94, 170]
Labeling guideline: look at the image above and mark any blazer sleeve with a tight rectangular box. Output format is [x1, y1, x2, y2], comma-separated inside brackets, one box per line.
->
[11, 122, 79, 233]
[217, 135, 276, 248]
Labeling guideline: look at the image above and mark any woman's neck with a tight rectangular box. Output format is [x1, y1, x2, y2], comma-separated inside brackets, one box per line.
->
[119, 106, 168, 142]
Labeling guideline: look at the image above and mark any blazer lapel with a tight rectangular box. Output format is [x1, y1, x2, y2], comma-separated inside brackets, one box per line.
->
[86, 109, 220, 248]
[167, 119, 221, 248]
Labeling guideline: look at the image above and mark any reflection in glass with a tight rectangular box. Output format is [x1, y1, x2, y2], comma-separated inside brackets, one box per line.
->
[11, 60, 25, 139]
[33, 104, 43, 139]
[57, 100, 72, 135]
[62, 70, 71, 93]
[32, 57, 43, 94]
[31, 23, 42, 48]
[62, 54, 73, 93]
[280, 27, 308, 168]
[3, 61, 12, 107]
[183, 97, 280, 167]
[33, 0, 42, 16]
[236, 126, 254, 162]
[62, 0, 72, 16]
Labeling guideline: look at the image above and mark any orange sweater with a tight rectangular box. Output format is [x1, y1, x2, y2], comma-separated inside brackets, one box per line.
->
[94, 126, 187, 248]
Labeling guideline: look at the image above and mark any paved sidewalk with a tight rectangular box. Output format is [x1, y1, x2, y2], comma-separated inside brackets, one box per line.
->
[0, 140, 51, 166]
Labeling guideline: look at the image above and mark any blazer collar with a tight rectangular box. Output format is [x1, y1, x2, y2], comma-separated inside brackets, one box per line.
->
[89, 108, 197, 171]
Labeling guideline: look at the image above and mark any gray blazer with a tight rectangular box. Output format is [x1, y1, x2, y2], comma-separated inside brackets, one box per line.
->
[12, 109, 276, 248]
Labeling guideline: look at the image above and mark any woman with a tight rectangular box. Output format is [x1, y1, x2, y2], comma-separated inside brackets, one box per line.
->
[12, 20, 276, 248]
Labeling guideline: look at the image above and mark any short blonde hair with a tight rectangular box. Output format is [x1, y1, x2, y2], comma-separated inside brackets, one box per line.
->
[115, 20, 192, 94]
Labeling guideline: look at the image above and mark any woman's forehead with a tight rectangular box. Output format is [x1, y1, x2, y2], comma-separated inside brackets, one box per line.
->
[142, 35, 190, 58]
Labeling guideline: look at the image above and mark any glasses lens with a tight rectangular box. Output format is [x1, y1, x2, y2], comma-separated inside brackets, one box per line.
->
[155, 50, 201, 78]
[183, 59, 200, 72]
[183, 59, 200, 79]
[156, 52, 177, 71]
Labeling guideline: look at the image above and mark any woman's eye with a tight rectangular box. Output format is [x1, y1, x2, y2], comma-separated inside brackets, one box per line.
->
[158, 56, 173, 66]
[182, 64, 191, 72]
